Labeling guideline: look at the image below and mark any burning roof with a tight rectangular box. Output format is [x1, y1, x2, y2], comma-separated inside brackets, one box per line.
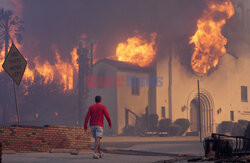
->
[116, 33, 157, 67]
[189, 0, 235, 75]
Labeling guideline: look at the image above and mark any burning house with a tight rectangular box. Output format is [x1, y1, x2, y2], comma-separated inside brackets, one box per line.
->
[88, 59, 154, 135]
[156, 0, 250, 137]
[157, 0, 237, 137]
[0, 0, 249, 138]
[89, 0, 250, 136]
[88, 33, 157, 135]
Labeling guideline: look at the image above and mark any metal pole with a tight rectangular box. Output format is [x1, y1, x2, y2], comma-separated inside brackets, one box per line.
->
[13, 81, 20, 125]
[168, 48, 172, 121]
[145, 106, 149, 131]
[125, 108, 128, 129]
[197, 80, 202, 142]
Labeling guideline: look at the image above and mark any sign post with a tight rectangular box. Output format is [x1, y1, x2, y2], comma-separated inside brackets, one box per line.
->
[2, 43, 27, 125]
[197, 80, 202, 143]
[13, 82, 20, 124]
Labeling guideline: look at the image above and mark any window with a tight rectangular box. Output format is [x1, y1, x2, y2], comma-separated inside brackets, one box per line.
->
[230, 111, 234, 121]
[241, 86, 248, 102]
[161, 106, 165, 118]
[97, 70, 106, 88]
[131, 77, 139, 96]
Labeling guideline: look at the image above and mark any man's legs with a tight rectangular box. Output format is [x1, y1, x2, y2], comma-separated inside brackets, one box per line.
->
[98, 137, 102, 153]
[97, 137, 103, 158]
[94, 137, 100, 154]
[92, 126, 103, 159]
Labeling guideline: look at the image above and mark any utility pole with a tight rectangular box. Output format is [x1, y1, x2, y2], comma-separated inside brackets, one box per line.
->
[77, 39, 93, 126]
[168, 46, 173, 121]
[197, 80, 202, 142]
[3, 15, 10, 125]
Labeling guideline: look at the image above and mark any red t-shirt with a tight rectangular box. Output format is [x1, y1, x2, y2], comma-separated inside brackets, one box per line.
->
[84, 103, 112, 129]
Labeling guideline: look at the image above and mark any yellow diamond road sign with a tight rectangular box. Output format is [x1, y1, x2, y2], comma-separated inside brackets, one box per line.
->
[2, 43, 27, 85]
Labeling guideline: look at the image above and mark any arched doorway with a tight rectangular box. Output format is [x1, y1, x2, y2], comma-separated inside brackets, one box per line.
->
[188, 89, 214, 137]
[190, 99, 200, 132]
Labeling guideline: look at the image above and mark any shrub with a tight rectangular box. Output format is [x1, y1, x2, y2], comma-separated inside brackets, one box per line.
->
[158, 118, 172, 132]
[244, 122, 250, 137]
[148, 114, 159, 131]
[231, 120, 249, 136]
[121, 125, 135, 136]
[185, 131, 199, 136]
[238, 120, 249, 128]
[167, 124, 182, 136]
[174, 119, 190, 135]
[135, 115, 147, 135]
[231, 123, 245, 136]
[243, 123, 250, 150]
[218, 121, 234, 134]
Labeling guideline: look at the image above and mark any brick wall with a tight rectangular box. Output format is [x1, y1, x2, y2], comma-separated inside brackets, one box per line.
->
[0, 125, 91, 152]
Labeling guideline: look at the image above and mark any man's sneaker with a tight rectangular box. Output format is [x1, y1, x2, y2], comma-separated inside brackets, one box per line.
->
[99, 152, 104, 158]
[93, 153, 99, 159]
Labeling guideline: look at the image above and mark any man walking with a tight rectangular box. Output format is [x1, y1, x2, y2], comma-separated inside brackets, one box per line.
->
[84, 96, 112, 159]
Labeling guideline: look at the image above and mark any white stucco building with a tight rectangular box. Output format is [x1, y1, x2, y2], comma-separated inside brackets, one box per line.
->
[88, 0, 250, 136]
[88, 59, 155, 135]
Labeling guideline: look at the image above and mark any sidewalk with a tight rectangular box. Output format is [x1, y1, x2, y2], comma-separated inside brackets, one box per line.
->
[3, 152, 173, 163]
[2, 136, 204, 163]
[99, 136, 200, 143]
[96, 136, 203, 156]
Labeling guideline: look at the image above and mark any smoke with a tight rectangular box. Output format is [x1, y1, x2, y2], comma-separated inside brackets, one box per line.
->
[0, 0, 14, 10]
[20, 0, 206, 63]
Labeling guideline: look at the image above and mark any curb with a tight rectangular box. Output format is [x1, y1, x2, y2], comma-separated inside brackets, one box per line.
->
[2, 150, 16, 154]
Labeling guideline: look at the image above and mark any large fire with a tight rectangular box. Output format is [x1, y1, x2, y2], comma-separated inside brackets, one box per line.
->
[0, 42, 79, 93]
[116, 33, 157, 67]
[28, 46, 78, 92]
[0, 0, 81, 92]
[189, 0, 234, 74]
[0, 47, 4, 73]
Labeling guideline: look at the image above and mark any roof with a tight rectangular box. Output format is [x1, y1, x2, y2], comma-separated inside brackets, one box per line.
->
[94, 58, 154, 73]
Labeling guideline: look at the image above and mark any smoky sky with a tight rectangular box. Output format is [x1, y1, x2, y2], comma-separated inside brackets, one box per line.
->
[21, 0, 206, 63]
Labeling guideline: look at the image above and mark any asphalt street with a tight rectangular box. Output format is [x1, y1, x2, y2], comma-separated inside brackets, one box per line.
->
[3, 136, 205, 163]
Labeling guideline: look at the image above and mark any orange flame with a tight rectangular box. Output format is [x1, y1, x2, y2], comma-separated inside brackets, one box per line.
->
[116, 33, 157, 67]
[32, 46, 78, 91]
[70, 47, 79, 72]
[23, 65, 34, 83]
[0, 1, 81, 93]
[189, 0, 234, 74]
[34, 58, 55, 84]
[0, 47, 4, 73]
[22, 64, 35, 95]
[55, 112, 58, 116]
[0, 43, 79, 93]
[35, 113, 38, 119]
[54, 49, 74, 91]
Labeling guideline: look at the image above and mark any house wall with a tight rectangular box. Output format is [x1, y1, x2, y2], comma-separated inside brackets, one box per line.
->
[156, 48, 250, 135]
[170, 54, 233, 127]
[89, 62, 118, 135]
[148, 70, 157, 115]
[227, 54, 250, 121]
[156, 47, 171, 120]
[117, 71, 150, 135]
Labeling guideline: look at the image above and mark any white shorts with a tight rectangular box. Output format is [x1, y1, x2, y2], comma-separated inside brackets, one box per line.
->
[91, 126, 103, 138]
